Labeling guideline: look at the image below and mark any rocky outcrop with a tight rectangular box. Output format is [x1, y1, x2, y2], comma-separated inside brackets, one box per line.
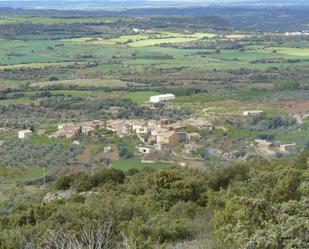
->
[43, 190, 75, 204]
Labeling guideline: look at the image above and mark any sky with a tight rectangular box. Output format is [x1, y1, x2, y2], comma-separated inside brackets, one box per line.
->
[0, 0, 304, 3]
[0, 0, 305, 4]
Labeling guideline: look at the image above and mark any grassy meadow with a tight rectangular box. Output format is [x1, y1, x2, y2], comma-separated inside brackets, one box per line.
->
[112, 158, 170, 171]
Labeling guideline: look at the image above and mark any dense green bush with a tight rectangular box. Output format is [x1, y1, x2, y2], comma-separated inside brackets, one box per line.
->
[0, 152, 308, 249]
[273, 79, 301, 91]
[55, 169, 126, 192]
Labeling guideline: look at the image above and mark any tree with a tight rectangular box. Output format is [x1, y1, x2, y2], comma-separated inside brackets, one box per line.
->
[273, 79, 300, 91]
[271, 170, 302, 203]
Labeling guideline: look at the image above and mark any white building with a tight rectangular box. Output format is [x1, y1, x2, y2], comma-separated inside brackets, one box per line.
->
[151, 127, 169, 136]
[104, 146, 112, 153]
[149, 94, 175, 103]
[284, 31, 309, 37]
[134, 126, 149, 134]
[81, 125, 95, 135]
[72, 140, 80, 146]
[138, 146, 152, 154]
[58, 123, 74, 130]
[132, 120, 148, 134]
[243, 110, 264, 117]
[18, 129, 32, 139]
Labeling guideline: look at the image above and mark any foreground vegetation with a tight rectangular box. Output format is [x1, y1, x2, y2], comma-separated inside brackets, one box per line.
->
[0, 151, 308, 249]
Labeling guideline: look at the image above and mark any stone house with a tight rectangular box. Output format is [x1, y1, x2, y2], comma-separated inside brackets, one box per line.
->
[187, 132, 201, 142]
[50, 125, 81, 139]
[182, 118, 213, 129]
[131, 120, 149, 134]
[138, 146, 153, 154]
[80, 120, 101, 135]
[156, 130, 180, 150]
[280, 143, 297, 152]
[81, 125, 95, 135]
[18, 129, 32, 139]
[163, 122, 186, 132]
[106, 120, 132, 135]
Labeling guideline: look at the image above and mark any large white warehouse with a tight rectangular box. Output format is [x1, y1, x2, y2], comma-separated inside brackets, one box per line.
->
[149, 94, 175, 103]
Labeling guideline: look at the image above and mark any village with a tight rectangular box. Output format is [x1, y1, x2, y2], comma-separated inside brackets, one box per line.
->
[15, 94, 300, 168]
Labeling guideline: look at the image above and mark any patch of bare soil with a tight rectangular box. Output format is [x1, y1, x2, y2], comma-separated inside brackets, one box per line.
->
[50, 144, 120, 177]
[276, 100, 309, 114]
[0, 82, 10, 89]
[49, 163, 86, 177]
[76, 144, 119, 163]
[185, 160, 206, 170]
[104, 145, 119, 161]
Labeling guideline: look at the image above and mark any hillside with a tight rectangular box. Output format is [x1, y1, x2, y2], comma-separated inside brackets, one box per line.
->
[0, 151, 308, 249]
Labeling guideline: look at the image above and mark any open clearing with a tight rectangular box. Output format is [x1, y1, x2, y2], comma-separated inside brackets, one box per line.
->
[0, 62, 87, 70]
[122, 91, 160, 102]
[265, 47, 309, 57]
[66, 32, 215, 47]
[225, 34, 252, 40]
[0, 167, 43, 183]
[112, 158, 170, 171]
[129, 37, 199, 47]
[0, 16, 117, 25]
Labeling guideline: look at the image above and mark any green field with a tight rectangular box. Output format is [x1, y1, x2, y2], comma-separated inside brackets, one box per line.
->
[0, 16, 118, 25]
[0, 167, 44, 209]
[265, 47, 309, 56]
[0, 167, 43, 182]
[0, 32, 308, 86]
[67, 32, 215, 47]
[31, 79, 143, 88]
[112, 158, 171, 171]
[0, 62, 86, 70]
[123, 91, 160, 102]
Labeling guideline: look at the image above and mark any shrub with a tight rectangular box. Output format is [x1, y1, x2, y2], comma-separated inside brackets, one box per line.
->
[91, 168, 125, 187]
[55, 176, 72, 190]
[273, 79, 300, 91]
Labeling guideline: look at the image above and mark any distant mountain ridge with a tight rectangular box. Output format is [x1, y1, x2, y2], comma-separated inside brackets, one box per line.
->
[0, 0, 307, 10]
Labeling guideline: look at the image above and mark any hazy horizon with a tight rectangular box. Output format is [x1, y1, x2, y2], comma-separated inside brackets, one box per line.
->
[0, 0, 307, 10]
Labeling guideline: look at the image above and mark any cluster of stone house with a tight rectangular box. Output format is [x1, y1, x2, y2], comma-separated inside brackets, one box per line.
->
[254, 139, 297, 154]
[17, 121, 104, 140]
[16, 118, 211, 150]
[16, 117, 208, 141]
[106, 119, 148, 135]
[106, 118, 212, 152]
[49, 120, 103, 139]
[15, 115, 300, 162]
